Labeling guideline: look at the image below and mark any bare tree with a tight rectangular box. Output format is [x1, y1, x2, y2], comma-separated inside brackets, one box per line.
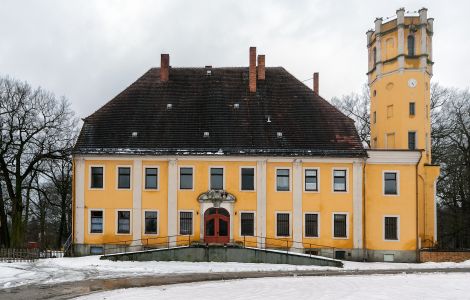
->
[0, 76, 77, 248]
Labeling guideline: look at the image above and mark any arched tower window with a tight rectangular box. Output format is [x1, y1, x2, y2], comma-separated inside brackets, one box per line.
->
[407, 35, 415, 56]
[373, 47, 377, 64]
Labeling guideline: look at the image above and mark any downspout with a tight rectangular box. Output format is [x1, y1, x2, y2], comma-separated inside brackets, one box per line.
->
[362, 158, 367, 261]
[415, 150, 423, 262]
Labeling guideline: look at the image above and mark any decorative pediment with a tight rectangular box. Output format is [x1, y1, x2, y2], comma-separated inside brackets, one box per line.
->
[197, 190, 236, 207]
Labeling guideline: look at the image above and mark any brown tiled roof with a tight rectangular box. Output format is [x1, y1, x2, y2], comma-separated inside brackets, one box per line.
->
[74, 67, 365, 157]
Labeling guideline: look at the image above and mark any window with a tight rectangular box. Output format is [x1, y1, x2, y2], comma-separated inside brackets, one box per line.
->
[240, 212, 255, 236]
[145, 168, 158, 189]
[373, 47, 377, 64]
[384, 172, 398, 195]
[407, 35, 415, 56]
[305, 169, 318, 191]
[305, 213, 319, 237]
[276, 213, 290, 237]
[333, 214, 347, 238]
[386, 133, 396, 148]
[117, 211, 130, 234]
[90, 246, 104, 255]
[117, 167, 131, 189]
[373, 111, 376, 124]
[90, 210, 103, 233]
[144, 211, 158, 234]
[180, 167, 193, 190]
[408, 132, 416, 150]
[90, 167, 103, 189]
[276, 169, 290, 191]
[333, 170, 347, 192]
[387, 105, 393, 118]
[210, 168, 224, 190]
[335, 250, 346, 260]
[241, 168, 255, 191]
[179, 211, 193, 235]
[384, 216, 399, 240]
[409, 102, 416, 116]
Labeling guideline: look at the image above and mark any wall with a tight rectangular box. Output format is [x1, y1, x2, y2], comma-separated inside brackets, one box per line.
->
[420, 250, 470, 263]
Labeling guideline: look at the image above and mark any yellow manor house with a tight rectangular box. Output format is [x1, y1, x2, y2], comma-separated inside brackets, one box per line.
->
[72, 8, 439, 262]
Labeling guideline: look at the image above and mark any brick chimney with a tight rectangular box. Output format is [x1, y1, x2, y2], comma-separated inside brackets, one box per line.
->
[257, 54, 265, 80]
[313, 72, 319, 94]
[249, 47, 257, 93]
[160, 54, 169, 82]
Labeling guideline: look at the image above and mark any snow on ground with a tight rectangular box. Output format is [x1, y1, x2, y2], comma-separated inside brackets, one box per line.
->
[0, 255, 469, 289]
[76, 273, 470, 300]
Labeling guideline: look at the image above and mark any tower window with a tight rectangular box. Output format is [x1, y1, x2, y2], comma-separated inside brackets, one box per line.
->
[387, 105, 393, 118]
[408, 132, 416, 150]
[407, 35, 415, 56]
[373, 47, 377, 64]
[373, 111, 376, 124]
[409, 102, 416, 116]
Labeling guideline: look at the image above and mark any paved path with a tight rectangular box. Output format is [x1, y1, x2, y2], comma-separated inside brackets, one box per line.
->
[2, 267, 470, 300]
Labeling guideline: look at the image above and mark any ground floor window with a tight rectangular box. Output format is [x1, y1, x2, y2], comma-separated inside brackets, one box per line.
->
[276, 213, 290, 237]
[145, 211, 158, 234]
[179, 211, 193, 235]
[384, 216, 399, 240]
[240, 212, 255, 236]
[333, 214, 347, 238]
[305, 213, 319, 237]
[90, 210, 103, 233]
[117, 210, 130, 234]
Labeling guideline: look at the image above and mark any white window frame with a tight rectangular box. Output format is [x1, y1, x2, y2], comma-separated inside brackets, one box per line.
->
[239, 166, 256, 192]
[116, 165, 132, 190]
[89, 165, 105, 190]
[208, 166, 225, 190]
[332, 168, 349, 193]
[275, 167, 292, 192]
[303, 212, 320, 238]
[332, 212, 349, 239]
[383, 215, 400, 241]
[178, 210, 195, 236]
[115, 209, 132, 235]
[238, 211, 256, 237]
[142, 209, 160, 236]
[275, 211, 292, 238]
[303, 167, 320, 193]
[143, 166, 160, 191]
[89, 208, 105, 235]
[178, 165, 195, 191]
[383, 170, 400, 196]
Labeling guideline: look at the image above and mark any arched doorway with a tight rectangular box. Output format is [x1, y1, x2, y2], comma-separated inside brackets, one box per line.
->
[204, 207, 230, 244]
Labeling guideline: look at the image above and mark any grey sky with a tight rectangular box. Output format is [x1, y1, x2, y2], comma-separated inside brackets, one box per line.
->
[1, 0, 468, 118]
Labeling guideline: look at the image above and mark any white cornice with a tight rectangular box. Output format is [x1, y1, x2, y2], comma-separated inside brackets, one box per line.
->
[366, 150, 421, 164]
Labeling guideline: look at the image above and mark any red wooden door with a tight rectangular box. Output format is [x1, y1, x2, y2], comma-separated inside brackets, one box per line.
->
[204, 208, 230, 244]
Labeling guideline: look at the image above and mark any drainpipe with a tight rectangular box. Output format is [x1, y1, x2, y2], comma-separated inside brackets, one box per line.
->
[362, 159, 367, 261]
[416, 150, 424, 262]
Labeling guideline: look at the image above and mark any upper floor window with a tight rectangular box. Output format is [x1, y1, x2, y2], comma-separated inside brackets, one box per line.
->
[407, 35, 415, 56]
[144, 167, 158, 190]
[408, 132, 416, 150]
[333, 169, 347, 192]
[241, 167, 255, 191]
[117, 167, 131, 189]
[384, 172, 398, 195]
[276, 169, 290, 191]
[90, 167, 104, 189]
[305, 169, 318, 191]
[409, 102, 416, 116]
[210, 168, 224, 190]
[180, 167, 193, 190]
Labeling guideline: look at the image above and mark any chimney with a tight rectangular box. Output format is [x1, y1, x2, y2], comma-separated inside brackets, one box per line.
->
[257, 54, 265, 80]
[313, 72, 319, 94]
[249, 47, 257, 93]
[160, 54, 169, 82]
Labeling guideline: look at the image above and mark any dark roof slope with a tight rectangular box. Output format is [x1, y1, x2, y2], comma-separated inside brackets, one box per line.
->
[74, 67, 365, 157]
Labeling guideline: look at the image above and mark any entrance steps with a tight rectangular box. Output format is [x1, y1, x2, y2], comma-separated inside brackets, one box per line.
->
[101, 244, 342, 267]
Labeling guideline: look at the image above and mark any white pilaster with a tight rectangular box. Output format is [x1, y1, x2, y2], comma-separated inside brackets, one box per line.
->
[256, 160, 267, 247]
[131, 159, 142, 246]
[168, 159, 178, 246]
[292, 160, 303, 250]
[74, 158, 85, 244]
[352, 161, 364, 249]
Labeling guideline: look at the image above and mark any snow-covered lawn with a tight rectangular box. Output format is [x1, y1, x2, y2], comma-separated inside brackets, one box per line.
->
[76, 273, 470, 300]
[0, 255, 469, 289]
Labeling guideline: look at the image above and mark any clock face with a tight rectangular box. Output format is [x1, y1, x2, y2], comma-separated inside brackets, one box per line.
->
[408, 78, 417, 88]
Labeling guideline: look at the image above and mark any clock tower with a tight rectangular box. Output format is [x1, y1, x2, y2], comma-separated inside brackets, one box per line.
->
[367, 8, 434, 162]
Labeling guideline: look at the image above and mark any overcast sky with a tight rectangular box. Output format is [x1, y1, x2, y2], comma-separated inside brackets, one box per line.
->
[1, 0, 469, 118]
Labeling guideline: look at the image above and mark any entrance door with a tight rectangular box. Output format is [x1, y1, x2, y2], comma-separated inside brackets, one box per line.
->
[204, 207, 230, 244]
